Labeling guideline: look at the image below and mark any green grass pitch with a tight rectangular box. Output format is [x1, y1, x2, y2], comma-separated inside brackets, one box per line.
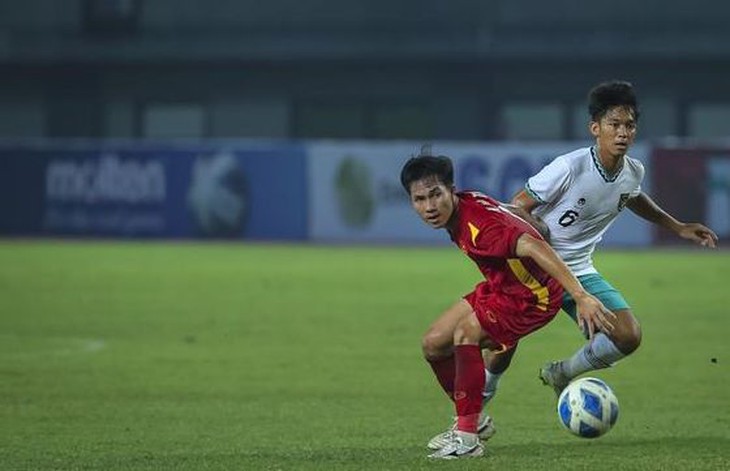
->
[0, 241, 728, 470]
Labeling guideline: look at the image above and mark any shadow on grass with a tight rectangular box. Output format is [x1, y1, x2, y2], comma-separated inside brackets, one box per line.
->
[15, 437, 727, 471]
[492, 435, 730, 453]
[234, 436, 730, 471]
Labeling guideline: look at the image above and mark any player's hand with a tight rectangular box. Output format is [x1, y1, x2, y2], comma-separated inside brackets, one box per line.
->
[677, 223, 718, 248]
[574, 293, 617, 339]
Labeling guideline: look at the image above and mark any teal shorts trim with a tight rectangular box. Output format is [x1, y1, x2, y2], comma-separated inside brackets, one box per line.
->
[562, 273, 630, 324]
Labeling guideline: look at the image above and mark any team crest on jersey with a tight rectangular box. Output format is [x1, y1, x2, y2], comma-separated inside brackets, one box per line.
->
[617, 193, 630, 211]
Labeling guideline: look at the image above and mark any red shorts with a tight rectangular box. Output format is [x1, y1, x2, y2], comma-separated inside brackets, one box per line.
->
[464, 282, 562, 351]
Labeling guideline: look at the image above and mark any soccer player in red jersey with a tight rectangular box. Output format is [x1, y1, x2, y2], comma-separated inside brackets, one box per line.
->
[400, 154, 616, 459]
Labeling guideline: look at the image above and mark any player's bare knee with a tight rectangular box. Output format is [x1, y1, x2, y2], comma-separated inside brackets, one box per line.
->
[619, 322, 642, 354]
[453, 316, 481, 346]
[421, 333, 438, 359]
[610, 315, 642, 354]
[421, 330, 449, 360]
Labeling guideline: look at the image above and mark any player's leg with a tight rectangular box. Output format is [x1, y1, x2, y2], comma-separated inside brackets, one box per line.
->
[477, 347, 515, 437]
[541, 274, 641, 395]
[428, 310, 488, 459]
[431, 290, 561, 459]
[425, 299, 494, 451]
[422, 299, 473, 398]
[452, 312, 488, 435]
[605, 308, 642, 354]
[481, 346, 517, 406]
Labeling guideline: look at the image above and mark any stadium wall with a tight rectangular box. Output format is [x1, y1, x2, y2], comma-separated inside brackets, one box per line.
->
[2, 139, 725, 247]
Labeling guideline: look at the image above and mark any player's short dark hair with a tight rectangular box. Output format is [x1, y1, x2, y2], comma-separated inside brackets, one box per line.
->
[400, 154, 454, 194]
[588, 80, 640, 122]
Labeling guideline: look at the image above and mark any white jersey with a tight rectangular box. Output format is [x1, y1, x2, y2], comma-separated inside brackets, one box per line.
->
[526, 146, 644, 276]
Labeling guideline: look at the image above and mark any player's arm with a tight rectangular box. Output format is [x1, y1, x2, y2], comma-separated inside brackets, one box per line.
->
[515, 232, 616, 338]
[502, 203, 550, 242]
[626, 192, 718, 248]
[506, 191, 550, 241]
[510, 189, 542, 213]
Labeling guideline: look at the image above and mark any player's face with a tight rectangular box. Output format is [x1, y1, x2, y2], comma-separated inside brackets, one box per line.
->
[408, 176, 456, 229]
[590, 106, 637, 158]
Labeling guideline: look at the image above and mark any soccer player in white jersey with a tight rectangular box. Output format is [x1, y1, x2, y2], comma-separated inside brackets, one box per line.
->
[509, 81, 717, 396]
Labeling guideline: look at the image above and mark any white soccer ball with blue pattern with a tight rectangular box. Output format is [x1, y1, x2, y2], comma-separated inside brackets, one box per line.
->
[557, 377, 619, 438]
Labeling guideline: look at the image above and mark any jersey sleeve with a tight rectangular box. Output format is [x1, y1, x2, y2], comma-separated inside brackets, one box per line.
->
[472, 212, 526, 258]
[525, 156, 571, 205]
[629, 159, 645, 198]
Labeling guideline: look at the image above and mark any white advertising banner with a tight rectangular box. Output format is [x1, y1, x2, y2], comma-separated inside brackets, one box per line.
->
[307, 140, 651, 246]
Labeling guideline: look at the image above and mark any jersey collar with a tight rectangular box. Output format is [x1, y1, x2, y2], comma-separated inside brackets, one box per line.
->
[590, 146, 624, 183]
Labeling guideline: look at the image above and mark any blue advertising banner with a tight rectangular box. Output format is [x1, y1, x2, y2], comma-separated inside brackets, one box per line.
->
[0, 142, 307, 240]
[306, 141, 652, 246]
[186, 145, 308, 240]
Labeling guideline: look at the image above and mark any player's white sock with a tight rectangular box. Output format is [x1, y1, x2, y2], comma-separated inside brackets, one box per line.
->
[561, 333, 625, 379]
[482, 368, 502, 405]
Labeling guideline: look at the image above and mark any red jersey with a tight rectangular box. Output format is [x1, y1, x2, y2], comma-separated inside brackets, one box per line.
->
[449, 191, 563, 313]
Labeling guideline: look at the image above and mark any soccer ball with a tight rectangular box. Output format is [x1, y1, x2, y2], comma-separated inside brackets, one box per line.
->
[557, 377, 619, 438]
